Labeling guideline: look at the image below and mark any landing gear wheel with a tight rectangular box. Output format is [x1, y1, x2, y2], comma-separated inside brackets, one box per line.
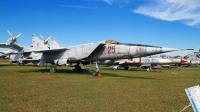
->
[124, 66, 129, 70]
[50, 65, 57, 73]
[16, 61, 21, 66]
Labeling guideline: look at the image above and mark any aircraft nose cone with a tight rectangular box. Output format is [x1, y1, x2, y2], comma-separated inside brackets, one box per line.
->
[159, 59, 172, 64]
[180, 59, 187, 63]
[161, 47, 178, 53]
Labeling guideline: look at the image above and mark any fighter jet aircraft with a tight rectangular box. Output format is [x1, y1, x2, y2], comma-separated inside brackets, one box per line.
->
[0, 30, 24, 51]
[98, 57, 173, 70]
[18, 39, 179, 73]
[160, 58, 188, 68]
[9, 34, 59, 65]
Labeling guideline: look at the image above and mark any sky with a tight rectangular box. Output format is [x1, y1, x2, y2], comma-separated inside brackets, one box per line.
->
[1, 0, 200, 56]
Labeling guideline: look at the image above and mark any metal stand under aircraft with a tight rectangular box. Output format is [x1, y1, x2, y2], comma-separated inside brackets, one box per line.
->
[50, 64, 57, 73]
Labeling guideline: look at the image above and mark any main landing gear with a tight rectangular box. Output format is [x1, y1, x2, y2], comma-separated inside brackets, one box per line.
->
[94, 61, 102, 77]
[124, 66, 129, 70]
[49, 62, 102, 77]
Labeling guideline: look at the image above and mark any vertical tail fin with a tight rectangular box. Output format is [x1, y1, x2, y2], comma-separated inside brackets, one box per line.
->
[31, 34, 49, 50]
[50, 37, 62, 49]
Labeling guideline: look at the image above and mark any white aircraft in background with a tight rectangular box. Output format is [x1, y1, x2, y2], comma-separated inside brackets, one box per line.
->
[161, 58, 188, 68]
[181, 49, 200, 67]
[98, 57, 173, 70]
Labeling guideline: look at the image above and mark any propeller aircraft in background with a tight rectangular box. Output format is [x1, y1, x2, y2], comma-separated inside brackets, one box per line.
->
[0, 30, 24, 51]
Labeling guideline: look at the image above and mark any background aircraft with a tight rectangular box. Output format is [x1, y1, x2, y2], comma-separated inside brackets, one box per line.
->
[161, 50, 200, 68]
[9, 34, 60, 65]
[0, 50, 15, 58]
[98, 57, 173, 70]
[0, 30, 23, 51]
[182, 50, 200, 67]
[161, 58, 188, 68]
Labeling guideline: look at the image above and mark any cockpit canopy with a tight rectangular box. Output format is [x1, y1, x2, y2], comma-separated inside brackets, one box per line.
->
[104, 39, 161, 48]
[104, 40, 119, 44]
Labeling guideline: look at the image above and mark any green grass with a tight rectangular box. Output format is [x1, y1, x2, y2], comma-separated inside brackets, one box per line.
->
[0, 61, 199, 112]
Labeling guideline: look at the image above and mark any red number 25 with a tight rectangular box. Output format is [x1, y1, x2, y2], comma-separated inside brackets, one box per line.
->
[108, 46, 115, 54]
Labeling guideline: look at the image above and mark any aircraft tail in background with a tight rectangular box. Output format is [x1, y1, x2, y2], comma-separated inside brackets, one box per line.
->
[50, 37, 62, 49]
[31, 34, 49, 50]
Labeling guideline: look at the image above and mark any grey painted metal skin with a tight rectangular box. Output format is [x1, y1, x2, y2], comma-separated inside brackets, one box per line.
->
[5, 34, 55, 64]
[0, 50, 15, 58]
[17, 34, 61, 64]
[20, 39, 178, 68]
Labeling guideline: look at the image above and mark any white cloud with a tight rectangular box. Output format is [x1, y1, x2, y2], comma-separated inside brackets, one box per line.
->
[103, 0, 113, 5]
[99, 0, 130, 5]
[133, 0, 200, 27]
[56, 4, 98, 10]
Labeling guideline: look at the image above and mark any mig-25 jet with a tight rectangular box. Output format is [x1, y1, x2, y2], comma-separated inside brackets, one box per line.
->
[18, 39, 179, 74]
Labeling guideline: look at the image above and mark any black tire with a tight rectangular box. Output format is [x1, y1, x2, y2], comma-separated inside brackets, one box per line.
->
[16, 61, 21, 66]
[124, 66, 129, 70]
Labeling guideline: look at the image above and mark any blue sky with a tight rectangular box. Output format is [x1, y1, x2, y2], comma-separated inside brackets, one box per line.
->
[1, 0, 200, 56]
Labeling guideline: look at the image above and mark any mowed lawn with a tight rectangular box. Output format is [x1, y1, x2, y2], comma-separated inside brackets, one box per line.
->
[0, 60, 199, 112]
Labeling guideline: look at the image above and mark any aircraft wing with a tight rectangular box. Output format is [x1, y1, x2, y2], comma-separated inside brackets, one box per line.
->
[82, 43, 106, 61]
[24, 48, 69, 53]
[0, 43, 8, 48]
[0, 43, 23, 51]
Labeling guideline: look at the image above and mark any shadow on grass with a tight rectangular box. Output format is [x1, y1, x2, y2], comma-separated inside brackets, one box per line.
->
[11, 65, 161, 80]
[16, 68, 74, 74]
[101, 67, 144, 72]
[15, 68, 159, 80]
[102, 72, 159, 80]
[16, 68, 95, 76]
